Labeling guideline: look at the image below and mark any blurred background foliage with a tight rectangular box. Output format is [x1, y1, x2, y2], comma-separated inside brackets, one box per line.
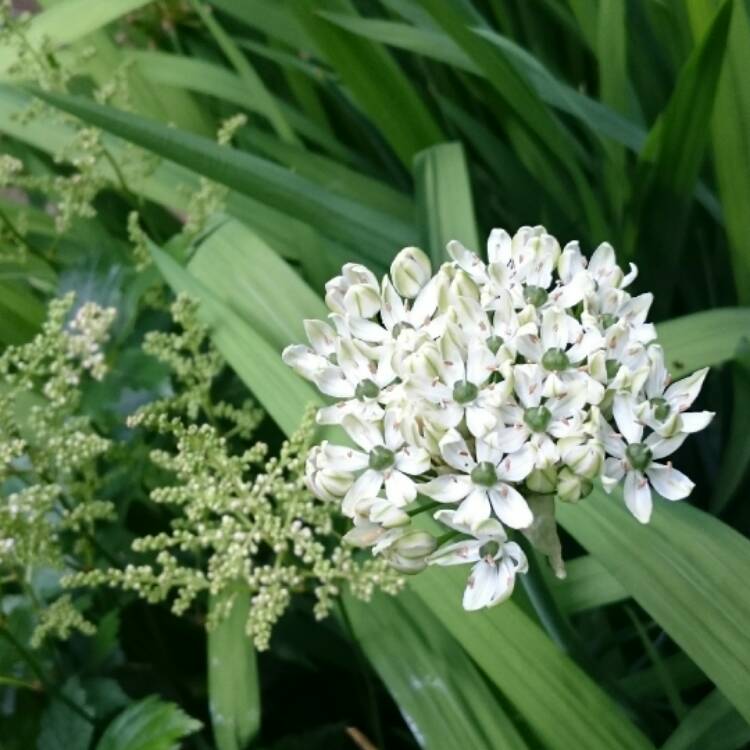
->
[0, 0, 749, 749]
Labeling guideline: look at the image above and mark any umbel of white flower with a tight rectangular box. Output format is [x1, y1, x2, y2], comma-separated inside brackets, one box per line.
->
[283, 227, 714, 611]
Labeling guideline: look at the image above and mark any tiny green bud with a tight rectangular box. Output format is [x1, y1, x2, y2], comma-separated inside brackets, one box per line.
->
[355, 379, 379, 401]
[600, 313, 618, 330]
[453, 380, 479, 405]
[471, 461, 498, 487]
[479, 541, 500, 559]
[524, 405, 552, 433]
[369, 446, 396, 471]
[487, 335, 504, 355]
[625, 443, 652, 471]
[526, 466, 557, 494]
[524, 285, 548, 307]
[650, 397, 671, 421]
[541, 347, 570, 371]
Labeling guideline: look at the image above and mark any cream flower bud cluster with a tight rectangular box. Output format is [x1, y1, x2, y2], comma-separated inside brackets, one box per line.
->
[283, 226, 714, 611]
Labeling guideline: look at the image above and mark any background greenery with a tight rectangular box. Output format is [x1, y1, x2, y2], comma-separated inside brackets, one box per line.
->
[1, 0, 750, 749]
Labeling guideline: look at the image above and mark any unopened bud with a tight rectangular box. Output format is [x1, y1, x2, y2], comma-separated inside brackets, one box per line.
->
[391, 246, 431, 298]
[556, 467, 594, 503]
[526, 466, 557, 494]
[343, 283, 380, 318]
[387, 552, 427, 574]
[393, 530, 437, 559]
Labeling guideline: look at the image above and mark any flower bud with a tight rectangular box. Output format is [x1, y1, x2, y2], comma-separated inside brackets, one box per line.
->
[343, 522, 387, 548]
[386, 552, 427, 574]
[450, 269, 480, 302]
[560, 440, 604, 479]
[526, 466, 557, 494]
[343, 283, 380, 319]
[370, 502, 410, 528]
[392, 530, 437, 559]
[305, 445, 353, 503]
[556, 467, 593, 503]
[391, 246, 431, 298]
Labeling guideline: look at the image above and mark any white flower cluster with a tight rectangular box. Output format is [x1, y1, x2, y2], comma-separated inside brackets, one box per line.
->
[283, 227, 713, 610]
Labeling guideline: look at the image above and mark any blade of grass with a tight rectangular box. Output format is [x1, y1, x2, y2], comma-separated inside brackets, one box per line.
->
[292, 0, 444, 167]
[346, 590, 529, 750]
[30, 88, 417, 262]
[687, 0, 750, 304]
[414, 142, 478, 266]
[626, 0, 732, 310]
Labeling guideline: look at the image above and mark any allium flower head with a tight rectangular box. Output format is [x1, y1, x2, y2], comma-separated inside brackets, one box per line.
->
[283, 227, 714, 611]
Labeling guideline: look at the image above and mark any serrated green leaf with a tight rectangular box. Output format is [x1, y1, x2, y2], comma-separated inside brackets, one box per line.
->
[95, 696, 201, 750]
[37, 677, 93, 750]
[208, 585, 260, 750]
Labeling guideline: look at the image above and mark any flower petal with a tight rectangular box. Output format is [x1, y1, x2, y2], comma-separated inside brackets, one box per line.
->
[495, 444, 535, 482]
[462, 560, 499, 611]
[439, 430, 476, 472]
[623, 470, 652, 523]
[613, 393, 643, 444]
[342, 469, 384, 514]
[646, 463, 694, 500]
[454, 487, 491, 529]
[420, 474, 473, 503]
[385, 470, 417, 506]
[489, 484, 533, 529]
[322, 444, 369, 472]
[395, 446, 431, 475]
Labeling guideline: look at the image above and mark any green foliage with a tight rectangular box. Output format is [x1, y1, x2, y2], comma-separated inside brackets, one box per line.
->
[0, 0, 748, 748]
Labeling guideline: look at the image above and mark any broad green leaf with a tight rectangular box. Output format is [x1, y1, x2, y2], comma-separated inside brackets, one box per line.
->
[556, 496, 750, 723]
[661, 690, 750, 750]
[553, 555, 629, 614]
[292, 0, 443, 166]
[95, 696, 202, 750]
[414, 142, 478, 265]
[187, 218, 327, 350]
[0, 281, 45, 344]
[345, 591, 529, 750]
[688, 0, 750, 304]
[628, 0, 731, 301]
[150, 244, 322, 436]
[31, 88, 416, 263]
[410, 568, 654, 750]
[208, 586, 260, 750]
[655, 307, 750, 377]
[127, 52, 342, 156]
[711, 350, 750, 513]
[240, 127, 413, 222]
[0, 0, 152, 76]
[37, 677, 93, 750]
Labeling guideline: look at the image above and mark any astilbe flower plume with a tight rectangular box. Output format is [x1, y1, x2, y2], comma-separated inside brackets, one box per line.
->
[65, 295, 402, 649]
[283, 227, 714, 610]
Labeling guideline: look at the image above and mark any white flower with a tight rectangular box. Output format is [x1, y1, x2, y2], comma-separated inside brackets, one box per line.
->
[413, 334, 510, 437]
[428, 510, 527, 610]
[313, 338, 395, 425]
[601, 420, 694, 523]
[420, 430, 534, 530]
[330, 414, 431, 514]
